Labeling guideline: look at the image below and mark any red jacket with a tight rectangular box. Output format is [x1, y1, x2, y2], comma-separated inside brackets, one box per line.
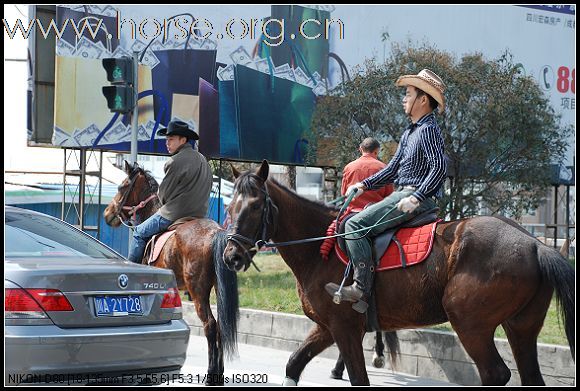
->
[320, 155, 394, 261]
[341, 155, 393, 211]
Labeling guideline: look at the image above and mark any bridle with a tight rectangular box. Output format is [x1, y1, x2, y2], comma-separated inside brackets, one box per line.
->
[226, 179, 278, 271]
[114, 168, 159, 229]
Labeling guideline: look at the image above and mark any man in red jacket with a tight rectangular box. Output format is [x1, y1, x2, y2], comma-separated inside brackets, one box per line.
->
[341, 137, 393, 212]
[319, 138, 393, 261]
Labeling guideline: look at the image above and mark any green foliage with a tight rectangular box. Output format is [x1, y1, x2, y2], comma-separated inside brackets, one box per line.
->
[308, 42, 572, 219]
[208, 160, 260, 182]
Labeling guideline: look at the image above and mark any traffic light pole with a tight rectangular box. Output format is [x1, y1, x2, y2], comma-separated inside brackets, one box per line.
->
[128, 52, 140, 258]
[101, 52, 140, 257]
[130, 51, 139, 165]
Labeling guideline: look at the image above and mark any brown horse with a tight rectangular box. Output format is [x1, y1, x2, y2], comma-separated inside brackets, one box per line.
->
[223, 160, 575, 386]
[104, 161, 239, 386]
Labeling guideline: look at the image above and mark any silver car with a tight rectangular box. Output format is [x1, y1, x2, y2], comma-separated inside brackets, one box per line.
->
[5, 206, 190, 386]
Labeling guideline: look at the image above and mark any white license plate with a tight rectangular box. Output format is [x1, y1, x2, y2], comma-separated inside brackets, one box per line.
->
[94, 295, 143, 317]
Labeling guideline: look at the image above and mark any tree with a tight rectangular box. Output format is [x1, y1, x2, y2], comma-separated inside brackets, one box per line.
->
[308, 42, 572, 219]
[209, 160, 254, 182]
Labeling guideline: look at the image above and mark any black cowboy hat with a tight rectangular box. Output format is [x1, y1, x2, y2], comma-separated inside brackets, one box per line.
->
[157, 120, 199, 140]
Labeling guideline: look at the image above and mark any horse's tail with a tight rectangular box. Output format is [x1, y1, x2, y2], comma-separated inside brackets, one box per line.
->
[383, 331, 401, 367]
[536, 243, 575, 359]
[212, 230, 239, 359]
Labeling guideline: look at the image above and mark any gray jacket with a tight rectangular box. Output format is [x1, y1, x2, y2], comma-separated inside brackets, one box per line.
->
[158, 143, 212, 221]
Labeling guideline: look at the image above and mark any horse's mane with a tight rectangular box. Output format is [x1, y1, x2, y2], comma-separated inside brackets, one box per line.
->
[235, 172, 339, 218]
[134, 166, 159, 194]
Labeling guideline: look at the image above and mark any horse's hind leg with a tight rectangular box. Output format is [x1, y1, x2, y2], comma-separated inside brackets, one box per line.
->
[453, 326, 511, 385]
[444, 304, 511, 386]
[372, 331, 385, 368]
[444, 289, 510, 384]
[285, 324, 334, 385]
[189, 286, 223, 386]
[330, 354, 346, 379]
[502, 284, 552, 385]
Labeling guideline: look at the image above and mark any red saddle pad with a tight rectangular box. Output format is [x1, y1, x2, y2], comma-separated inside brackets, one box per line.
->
[334, 221, 439, 271]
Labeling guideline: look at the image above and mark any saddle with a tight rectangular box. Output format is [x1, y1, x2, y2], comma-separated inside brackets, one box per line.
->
[333, 207, 440, 270]
[143, 217, 197, 265]
[325, 208, 440, 325]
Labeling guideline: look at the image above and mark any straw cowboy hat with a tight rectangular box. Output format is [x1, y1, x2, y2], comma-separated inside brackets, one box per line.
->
[395, 69, 446, 113]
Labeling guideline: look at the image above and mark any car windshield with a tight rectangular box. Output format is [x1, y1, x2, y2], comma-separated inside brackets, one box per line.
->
[5, 210, 121, 259]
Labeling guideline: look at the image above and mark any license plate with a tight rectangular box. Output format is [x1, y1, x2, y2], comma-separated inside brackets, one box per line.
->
[94, 295, 143, 317]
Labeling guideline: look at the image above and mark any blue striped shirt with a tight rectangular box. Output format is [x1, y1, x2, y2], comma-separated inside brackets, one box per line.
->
[362, 113, 447, 202]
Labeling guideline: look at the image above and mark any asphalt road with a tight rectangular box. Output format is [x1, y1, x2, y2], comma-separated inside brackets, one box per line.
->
[168, 335, 457, 387]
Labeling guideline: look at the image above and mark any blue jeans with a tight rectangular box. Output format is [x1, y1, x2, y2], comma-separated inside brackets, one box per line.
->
[127, 213, 173, 263]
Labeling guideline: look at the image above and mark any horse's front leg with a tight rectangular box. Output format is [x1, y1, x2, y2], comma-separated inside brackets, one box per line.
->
[332, 328, 369, 386]
[284, 323, 334, 385]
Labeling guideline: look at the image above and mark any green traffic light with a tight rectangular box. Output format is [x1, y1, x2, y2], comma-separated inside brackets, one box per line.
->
[114, 95, 123, 110]
[112, 66, 123, 81]
[102, 57, 134, 113]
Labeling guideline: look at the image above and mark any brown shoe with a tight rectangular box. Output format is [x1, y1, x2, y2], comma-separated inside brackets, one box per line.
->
[325, 282, 363, 303]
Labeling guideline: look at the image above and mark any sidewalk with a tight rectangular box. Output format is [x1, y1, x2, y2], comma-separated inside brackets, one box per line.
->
[178, 335, 457, 387]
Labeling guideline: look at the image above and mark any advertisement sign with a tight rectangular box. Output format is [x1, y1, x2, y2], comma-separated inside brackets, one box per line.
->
[19, 5, 574, 165]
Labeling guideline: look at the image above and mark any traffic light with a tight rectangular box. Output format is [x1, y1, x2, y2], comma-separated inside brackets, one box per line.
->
[101, 57, 134, 113]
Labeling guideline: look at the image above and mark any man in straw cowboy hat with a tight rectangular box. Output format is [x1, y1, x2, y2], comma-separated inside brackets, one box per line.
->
[325, 69, 447, 312]
[127, 120, 213, 263]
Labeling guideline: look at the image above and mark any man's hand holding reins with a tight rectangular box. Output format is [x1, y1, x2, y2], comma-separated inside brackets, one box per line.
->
[346, 182, 365, 199]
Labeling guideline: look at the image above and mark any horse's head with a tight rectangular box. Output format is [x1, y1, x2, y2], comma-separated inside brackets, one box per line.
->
[104, 161, 159, 227]
[223, 160, 278, 272]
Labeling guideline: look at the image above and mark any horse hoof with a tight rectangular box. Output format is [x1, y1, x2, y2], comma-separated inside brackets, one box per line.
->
[372, 353, 385, 368]
[282, 376, 298, 386]
[205, 375, 225, 386]
[330, 370, 343, 380]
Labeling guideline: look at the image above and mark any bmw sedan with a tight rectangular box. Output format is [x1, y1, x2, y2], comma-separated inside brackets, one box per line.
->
[5, 206, 190, 385]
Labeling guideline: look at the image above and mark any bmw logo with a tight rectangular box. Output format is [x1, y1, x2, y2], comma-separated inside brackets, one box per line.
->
[118, 274, 129, 289]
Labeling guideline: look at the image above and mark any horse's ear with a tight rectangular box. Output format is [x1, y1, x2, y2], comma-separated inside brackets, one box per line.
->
[257, 159, 269, 181]
[124, 160, 132, 174]
[231, 164, 241, 179]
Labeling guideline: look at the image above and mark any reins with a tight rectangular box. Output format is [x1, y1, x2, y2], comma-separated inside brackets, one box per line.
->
[227, 184, 401, 256]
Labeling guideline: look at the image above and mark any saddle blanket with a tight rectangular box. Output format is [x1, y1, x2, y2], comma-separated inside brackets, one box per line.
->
[146, 230, 176, 265]
[334, 221, 438, 271]
[145, 218, 198, 265]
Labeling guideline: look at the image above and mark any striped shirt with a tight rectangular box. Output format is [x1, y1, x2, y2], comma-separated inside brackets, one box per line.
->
[362, 113, 447, 202]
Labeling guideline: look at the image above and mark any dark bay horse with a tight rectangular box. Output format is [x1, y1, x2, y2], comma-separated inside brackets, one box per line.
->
[223, 160, 575, 386]
[104, 161, 239, 386]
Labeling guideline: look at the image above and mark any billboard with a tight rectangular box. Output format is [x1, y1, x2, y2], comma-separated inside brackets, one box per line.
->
[21, 5, 574, 165]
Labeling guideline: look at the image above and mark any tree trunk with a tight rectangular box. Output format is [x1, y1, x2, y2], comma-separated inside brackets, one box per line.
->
[285, 166, 297, 190]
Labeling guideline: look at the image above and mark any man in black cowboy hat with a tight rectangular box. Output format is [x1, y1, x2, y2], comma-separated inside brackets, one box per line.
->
[325, 69, 448, 312]
[127, 120, 213, 263]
